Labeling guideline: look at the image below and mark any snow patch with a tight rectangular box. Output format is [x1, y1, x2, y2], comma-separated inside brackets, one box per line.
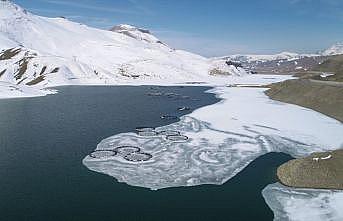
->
[263, 183, 343, 221]
[320, 72, 335, 78]
[0, 81, 55, 99]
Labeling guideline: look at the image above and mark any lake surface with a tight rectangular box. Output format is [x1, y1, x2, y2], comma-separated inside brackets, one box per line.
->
[0, 86, 292, 221]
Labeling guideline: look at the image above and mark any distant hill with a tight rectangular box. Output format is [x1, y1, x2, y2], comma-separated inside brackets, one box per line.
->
[217, 43, 343, 74]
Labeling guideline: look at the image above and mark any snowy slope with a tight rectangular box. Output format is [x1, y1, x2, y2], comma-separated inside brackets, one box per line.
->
[0, 1, 246, 98]
[322, 42, 343, 56]
[0, 32, 17, 48]
[263, 183, 343, 221]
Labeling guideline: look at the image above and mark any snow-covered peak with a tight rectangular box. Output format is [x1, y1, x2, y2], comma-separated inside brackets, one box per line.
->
[0, 0, 29, 19]
[112, 24, 142, 32]
[275, 51, 300, 59]
[322, 43, 343, 56]
[110, 24, 164, 45]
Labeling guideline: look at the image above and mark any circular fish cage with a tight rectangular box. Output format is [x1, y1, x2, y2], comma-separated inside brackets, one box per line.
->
[166, 135, 189, 142]
[124, 152, 153, 162]
[115, 146, 141, 155]
[164, 92, 180, 97]
[157, 130, 181, 136]
[147, 92, 163, 96]
[160, 115, 179, 120]
[180, 96, 191, 99]
[135, 127, 155, 132]
[89, 150, 117, 159]
[137, 130, 158, 137]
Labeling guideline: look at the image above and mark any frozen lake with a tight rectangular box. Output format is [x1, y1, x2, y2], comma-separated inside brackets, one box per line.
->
[0, 85, 292, 221]
[1, 78, 342, 220]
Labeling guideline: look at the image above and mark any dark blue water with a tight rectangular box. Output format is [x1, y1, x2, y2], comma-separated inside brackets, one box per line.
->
[0, 86, 292, 221]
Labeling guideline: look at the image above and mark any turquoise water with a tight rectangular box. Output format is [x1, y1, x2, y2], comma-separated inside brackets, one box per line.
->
[0, 86, 292, 221]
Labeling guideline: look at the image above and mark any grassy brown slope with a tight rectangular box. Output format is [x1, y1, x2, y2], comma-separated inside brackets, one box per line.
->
[294, 54, 343, 81]
[315, 55, 343, 73]
[277, 149, 343, 190]
[266, 55, 343, 122]
[266, 79, 343, 122]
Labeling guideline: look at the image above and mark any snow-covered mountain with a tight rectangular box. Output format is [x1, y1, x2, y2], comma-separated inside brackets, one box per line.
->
[0, 1, 246, 98]
[213, 52, 321, 74]
[218, 43, 343, 74]
[226, 42, 343, 64]
[321, 43, 343, 56]
[225, 52, 317, 63]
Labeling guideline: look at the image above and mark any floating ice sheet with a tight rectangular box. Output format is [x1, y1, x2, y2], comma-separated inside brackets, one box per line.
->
[83, 117, 339, 190]
[262, 183, 343, 221]
[83, 86, 343, 190]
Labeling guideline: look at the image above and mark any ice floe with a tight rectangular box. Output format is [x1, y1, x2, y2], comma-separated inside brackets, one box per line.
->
[262, 183, 343, 221]
[83, 79, 343, 190]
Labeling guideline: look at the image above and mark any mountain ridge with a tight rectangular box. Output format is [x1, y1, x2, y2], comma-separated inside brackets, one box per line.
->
[222, 43, 343, 64]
